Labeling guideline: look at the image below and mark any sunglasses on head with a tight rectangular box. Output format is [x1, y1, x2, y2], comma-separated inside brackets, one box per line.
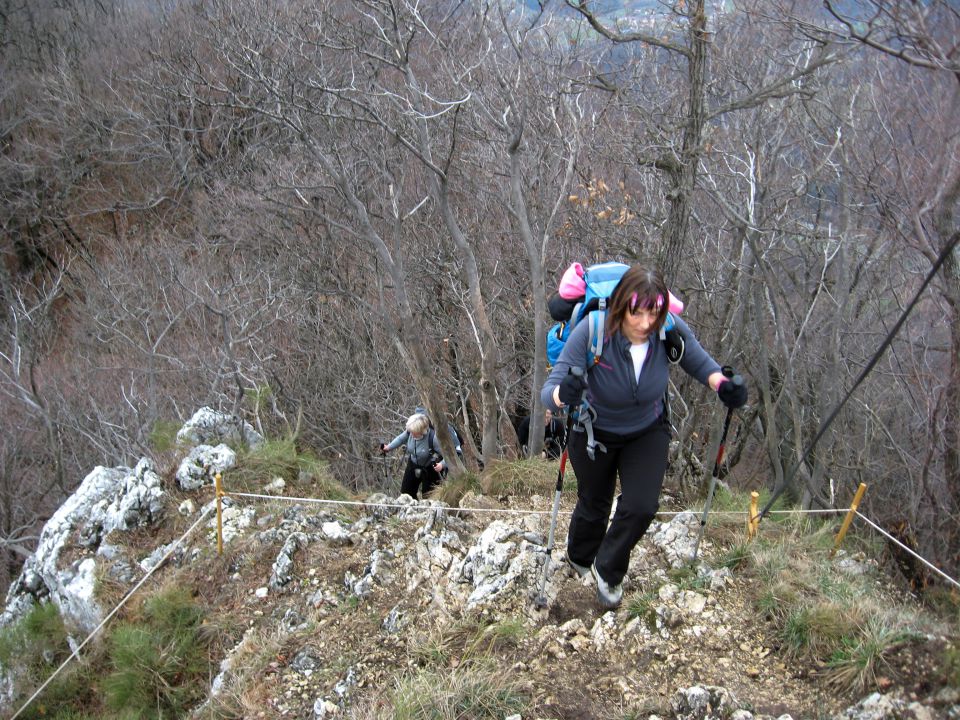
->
[629, 292, 664, 314]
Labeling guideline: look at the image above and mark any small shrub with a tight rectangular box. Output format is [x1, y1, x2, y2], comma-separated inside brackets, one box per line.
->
[480, 458, 571, 498]
[102, 586, 212, 719]
[228, 440, 350, 501]
[300, 454, 353, 501]
[0, 602, 98, 719]
[230, 438, 301, 490]
[0, 601, 67, 671]
[147, 419, 182, 454]
[19, 672, 98, 719]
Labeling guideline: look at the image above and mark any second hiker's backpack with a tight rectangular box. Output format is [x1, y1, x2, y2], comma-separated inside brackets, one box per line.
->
[546, 261, 685, 368]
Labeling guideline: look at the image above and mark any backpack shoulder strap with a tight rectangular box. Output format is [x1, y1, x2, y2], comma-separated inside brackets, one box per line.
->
[567, 301, 585, 332]
[586, 309, 607, 367]
[659, 311, 676, 340]
[660, 312, 685, 365]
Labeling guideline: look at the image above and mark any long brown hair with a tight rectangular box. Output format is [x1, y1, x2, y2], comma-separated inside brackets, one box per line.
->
[605, 266, 670, 335]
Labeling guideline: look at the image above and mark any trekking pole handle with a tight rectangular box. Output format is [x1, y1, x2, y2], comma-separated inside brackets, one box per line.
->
[721, 365, 743, 387]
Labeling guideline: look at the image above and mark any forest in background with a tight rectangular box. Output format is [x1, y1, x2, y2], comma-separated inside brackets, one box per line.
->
[0, 0, 957, 596]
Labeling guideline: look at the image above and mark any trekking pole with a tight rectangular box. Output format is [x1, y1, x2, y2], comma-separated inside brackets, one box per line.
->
[534, 367, 584, 609]
[691, 368, 743, 563]
[377, 446, 388, 486]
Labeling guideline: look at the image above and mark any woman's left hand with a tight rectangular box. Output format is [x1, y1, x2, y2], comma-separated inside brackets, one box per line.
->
[433, 461, 444, 473]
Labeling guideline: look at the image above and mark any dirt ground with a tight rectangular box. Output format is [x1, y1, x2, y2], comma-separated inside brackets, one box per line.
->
[177, 490, 958, 720]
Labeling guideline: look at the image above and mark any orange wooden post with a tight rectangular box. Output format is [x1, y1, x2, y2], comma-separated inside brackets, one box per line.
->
[747, 491, 760, 539]
[830, 483, 868, 557]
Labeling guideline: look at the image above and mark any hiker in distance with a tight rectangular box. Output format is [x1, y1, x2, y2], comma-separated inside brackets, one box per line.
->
[380, 413, 448, 499]
[413, 405, 464, 474]
[541, 265, 747, 610]
[517, 408, 566, 459]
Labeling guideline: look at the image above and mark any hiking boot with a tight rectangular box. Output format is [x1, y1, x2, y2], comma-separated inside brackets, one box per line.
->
[591, 563, 622, 610]
[566, 556, 590, 578]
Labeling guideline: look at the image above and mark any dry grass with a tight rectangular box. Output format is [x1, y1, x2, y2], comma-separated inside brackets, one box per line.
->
[479, 458, 574, 498]
[386, 660, 529, 720]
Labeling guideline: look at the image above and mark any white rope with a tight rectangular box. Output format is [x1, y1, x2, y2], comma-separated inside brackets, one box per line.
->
[854, 511, 960, 590]
[228, 490, 847, 519]
[9, 507, 214, 720]
[227, 490, 560, 515]
[231, 489, 959, 589]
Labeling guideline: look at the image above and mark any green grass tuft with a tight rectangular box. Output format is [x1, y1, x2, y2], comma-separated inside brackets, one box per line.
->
[943, 643, 960, 688]
[224, 439, 351, 500]
[390, 660, 529, 720]
[625, 590, 660, 633]
[779, 602, 860, 660]
[0, 602, 100, 719]
[102, 586, 212, 719]
[147, 419, 182, 454]
[825, 618, 911, 693]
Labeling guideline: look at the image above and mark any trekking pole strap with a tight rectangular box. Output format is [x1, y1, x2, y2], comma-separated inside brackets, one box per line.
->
[579, 405, 606, 461]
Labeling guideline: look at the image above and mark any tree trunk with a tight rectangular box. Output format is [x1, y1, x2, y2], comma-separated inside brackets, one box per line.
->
[660, 0, 708, 279]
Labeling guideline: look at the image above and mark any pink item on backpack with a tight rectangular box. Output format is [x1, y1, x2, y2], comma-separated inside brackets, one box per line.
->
[558, 262, 586, 299]
[668, 291, 684, 315]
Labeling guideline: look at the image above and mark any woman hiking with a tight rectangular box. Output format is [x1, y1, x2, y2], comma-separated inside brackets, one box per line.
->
[540, 265, 747, 609]
[380, 413, 448, 499]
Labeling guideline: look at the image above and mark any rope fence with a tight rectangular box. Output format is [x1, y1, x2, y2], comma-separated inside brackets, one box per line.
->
[9, 474, 958, 717]
[221, 480, 958, 591]
[225, 490, 848, 518]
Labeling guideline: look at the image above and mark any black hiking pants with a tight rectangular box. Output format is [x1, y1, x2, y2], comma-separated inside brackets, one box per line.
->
[566, 415, 671, 586]
[400, 458, 442, 499]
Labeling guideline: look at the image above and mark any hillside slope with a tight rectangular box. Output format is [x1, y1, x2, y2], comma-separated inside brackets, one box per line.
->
[0, 410, 956, 720]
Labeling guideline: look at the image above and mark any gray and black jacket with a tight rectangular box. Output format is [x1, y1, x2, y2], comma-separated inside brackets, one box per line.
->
[385, 431, 444, 468]
[541, 315, 721, 436]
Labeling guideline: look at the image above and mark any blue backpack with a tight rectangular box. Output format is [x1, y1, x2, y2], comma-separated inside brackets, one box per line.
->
[546, 262, 683, 369]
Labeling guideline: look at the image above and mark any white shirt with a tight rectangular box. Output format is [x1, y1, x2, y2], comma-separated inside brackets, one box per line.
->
[629, 341, 649, 382]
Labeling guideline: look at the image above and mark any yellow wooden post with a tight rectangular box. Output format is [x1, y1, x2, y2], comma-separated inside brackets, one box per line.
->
[830, 483, 867, 557]
[747, 491, 760, 539]
[215, 472, 224, 556]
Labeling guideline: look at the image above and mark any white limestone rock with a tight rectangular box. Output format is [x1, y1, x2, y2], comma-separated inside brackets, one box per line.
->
[652, 511, 701, 567]
[176, 406, 264, 449]
[1, 459, 168, 634]
[176, 444, 236, 491]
